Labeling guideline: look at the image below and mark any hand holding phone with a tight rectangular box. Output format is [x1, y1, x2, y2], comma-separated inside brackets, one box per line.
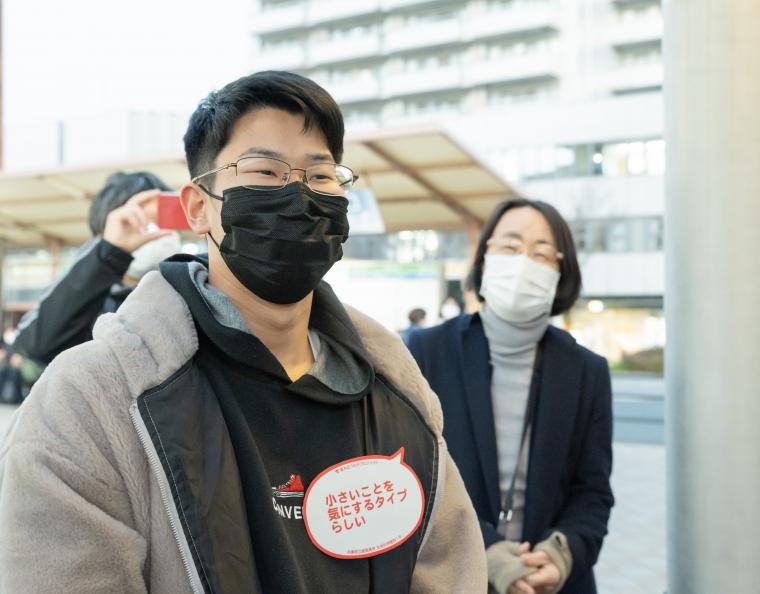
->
[103, 189, 171, 253]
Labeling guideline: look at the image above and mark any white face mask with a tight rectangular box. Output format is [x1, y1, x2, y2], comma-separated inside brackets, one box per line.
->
[3, 329, 16, 345]
[480, 254, 560, 323]
[126, 226, 183, 280]
[441, 302, 462, 320]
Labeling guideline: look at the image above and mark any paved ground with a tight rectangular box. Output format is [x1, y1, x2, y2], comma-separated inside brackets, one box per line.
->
[596, 442, 666, 594]
[0, 403, 666, 593]
[612, 375, 665, 445]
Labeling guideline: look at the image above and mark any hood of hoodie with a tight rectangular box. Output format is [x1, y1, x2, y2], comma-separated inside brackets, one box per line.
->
[158, 253, 374, 405]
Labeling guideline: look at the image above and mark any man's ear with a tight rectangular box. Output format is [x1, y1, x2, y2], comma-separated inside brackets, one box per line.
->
[180, 183, 212, 236]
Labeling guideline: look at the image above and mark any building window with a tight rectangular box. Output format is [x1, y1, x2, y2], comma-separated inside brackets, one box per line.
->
[570, 216, 664, 255]
[486, 81, 558, 106]
[403, 95, 462, 117]
[262, 37, 303, 52]
[601, 139, 665, 177]
[486, 0, 550, 9]
[2, 248, 79, 309]
[512, 138, 664, 181]
[403, 52, 455, 72]
[486, 36, 555, 60]
[261, 0, 302, 10]
[328, 66, 376, 84]
[343, 230, 469, 262]
[405, 8, 460, 26]
[617, 3, 661, 23]
[330, 23, 378, 41]
[568, 297, 665, 374]
[616, 44, 662, 67]
[344, 108, 381, 126]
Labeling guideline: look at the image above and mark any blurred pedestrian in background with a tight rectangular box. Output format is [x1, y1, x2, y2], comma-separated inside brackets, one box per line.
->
[0, 327, 23, 404]
[408, 198, 614, 594]
[439, 296, 462, 321]
[399, 307, 426, 345]
[14, 171, 182, 365]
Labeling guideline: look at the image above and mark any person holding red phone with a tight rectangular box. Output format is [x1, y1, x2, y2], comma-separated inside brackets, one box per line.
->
[14, 171, 182, 365]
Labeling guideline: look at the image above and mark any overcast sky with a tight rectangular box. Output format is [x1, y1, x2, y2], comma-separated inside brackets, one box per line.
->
[3, 0, 252, 169]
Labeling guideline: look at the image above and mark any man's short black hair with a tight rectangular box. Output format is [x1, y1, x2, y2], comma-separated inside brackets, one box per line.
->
[88, 171, 169, 236]
[408, 308, 426, 325]
[183, 70, 345, 183]
[465, 198, 582, 316]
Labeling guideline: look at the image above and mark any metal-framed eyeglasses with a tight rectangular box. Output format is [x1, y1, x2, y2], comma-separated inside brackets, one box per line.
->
[486, 236, 564, 265]
[191, 156, 358, 200]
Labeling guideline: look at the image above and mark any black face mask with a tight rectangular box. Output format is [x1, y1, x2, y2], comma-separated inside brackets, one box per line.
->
[208, 182, 350, 305]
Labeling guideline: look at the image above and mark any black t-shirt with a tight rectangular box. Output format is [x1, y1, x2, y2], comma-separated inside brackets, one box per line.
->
[162, 258, 379, 594]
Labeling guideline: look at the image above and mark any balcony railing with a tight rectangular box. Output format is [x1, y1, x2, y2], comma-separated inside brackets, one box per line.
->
[463, 2, 559, 41]
[252, 2, 307, 34]
[308, 35, 382, 67]
[606, 62, 663, 93]
[381, 0, 455, 11]
[384, 18, 462, 54]
[325, 77, 382, 104]
[307, 0, 381, 26]
[383, 64, 462, 97]
[612, 0, 661, 7]
[255, 44, 307, 70]
[609, 15, 663, 49]
[462, 52, 559, 87]
[388, 106, 463, 128]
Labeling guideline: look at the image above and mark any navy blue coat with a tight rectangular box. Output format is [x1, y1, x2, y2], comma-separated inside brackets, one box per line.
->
[408, 313, 613, 594]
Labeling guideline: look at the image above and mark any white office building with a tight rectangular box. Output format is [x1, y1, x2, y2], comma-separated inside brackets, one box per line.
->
[250, 0, 666, 370]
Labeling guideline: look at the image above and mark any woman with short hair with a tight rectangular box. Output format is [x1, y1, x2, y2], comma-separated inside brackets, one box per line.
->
[408, 198, 614, 594]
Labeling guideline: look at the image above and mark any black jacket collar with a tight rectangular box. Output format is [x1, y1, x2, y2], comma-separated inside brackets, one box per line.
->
[456, 313, 583, 533]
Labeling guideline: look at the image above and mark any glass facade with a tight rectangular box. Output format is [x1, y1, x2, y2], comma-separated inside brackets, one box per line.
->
[496, 137, 665, 181]
[566, 297, 665, 373]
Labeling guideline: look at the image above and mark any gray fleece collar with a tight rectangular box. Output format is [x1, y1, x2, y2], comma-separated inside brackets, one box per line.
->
[184, 260, 368, 396]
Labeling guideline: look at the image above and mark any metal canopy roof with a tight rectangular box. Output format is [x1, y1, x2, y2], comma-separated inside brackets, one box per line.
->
[346, 127, 515, 233]
[0, 127, 515, 247]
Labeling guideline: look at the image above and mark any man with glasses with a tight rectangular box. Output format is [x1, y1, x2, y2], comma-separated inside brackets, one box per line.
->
[0, 71, 485, 593]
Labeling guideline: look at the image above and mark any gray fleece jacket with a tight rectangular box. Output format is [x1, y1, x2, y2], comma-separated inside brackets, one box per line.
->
[0, 271, 486, 593]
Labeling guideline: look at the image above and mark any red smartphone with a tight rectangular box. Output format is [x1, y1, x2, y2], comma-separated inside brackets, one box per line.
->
[157, 192, 191, 230]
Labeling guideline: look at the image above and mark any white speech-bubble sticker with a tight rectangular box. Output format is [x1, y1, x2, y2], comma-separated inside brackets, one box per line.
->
[303, 448, 425, 559]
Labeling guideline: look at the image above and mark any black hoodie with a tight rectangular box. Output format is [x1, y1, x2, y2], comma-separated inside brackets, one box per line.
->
[161, 255, 439, 594]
